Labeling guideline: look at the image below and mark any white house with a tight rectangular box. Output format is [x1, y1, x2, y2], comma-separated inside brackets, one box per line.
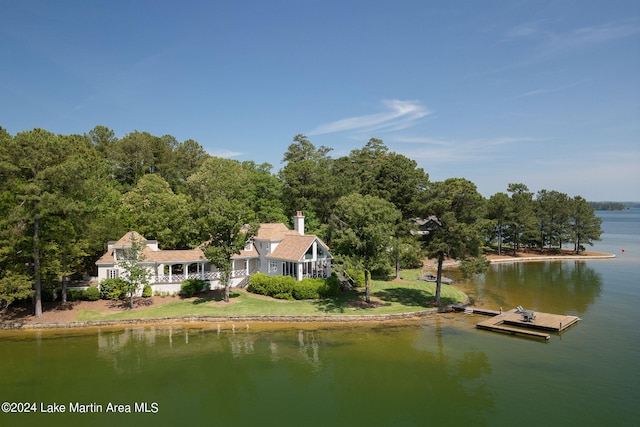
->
[95, 212, 332, 294]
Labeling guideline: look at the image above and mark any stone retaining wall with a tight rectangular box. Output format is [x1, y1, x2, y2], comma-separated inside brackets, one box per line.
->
[1, 309, 450, 330]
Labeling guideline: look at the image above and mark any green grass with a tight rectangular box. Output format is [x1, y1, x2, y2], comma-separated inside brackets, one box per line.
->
[76, 271, 467, 321]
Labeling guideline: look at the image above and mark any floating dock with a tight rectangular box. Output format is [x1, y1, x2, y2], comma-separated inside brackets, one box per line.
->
[453, 306, 581, 341]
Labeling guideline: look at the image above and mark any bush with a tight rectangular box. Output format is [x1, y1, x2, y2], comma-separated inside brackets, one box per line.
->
[180, 279, 206, 297]
[321, 275, 341, 297]
[247, 274, 295, 299]
[399, 246, 425, 269]
[292, 278, 324, 300]
[249, 274, 340, 300]
[247, 273, 271, 296]
[99, 278, 128, 300]
[269, 276, 296, 299]
[83, 286, 100, 301]
[346, 268, 365, 288]
[142, 284, 152, 298]
[67, 288, 84, 301]
[41, 285, 56, 302]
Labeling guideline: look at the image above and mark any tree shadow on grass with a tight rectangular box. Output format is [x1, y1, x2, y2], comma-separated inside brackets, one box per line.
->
[311, 290, 391, 313]
[373, 287, 458, 308]
[192, 289, 239, 305]
[110, 298, 154, 310]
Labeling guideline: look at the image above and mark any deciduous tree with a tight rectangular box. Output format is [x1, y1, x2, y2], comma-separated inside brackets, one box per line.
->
[331, 193, 402, 303]
[188, 157, 256, 302]
[117, 234, 151, 309]
[122, 174, 194, 249]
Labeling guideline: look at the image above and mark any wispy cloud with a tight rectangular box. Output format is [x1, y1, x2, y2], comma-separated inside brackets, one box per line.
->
[394, 135, 542, 162]
[505, 19, 640, 65]
[209, 149, 242, 158]
[307, 99, 431, 136]
[511, 79, 588, 99]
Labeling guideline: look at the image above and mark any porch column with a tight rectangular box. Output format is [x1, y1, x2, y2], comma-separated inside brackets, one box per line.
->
[169, 265, 173, 283]
[183, 263, 188, 279]
[296, 263, 303, 281]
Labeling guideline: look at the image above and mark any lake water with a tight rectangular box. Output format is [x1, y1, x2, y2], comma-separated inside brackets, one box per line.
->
[1, 210, 639, 427]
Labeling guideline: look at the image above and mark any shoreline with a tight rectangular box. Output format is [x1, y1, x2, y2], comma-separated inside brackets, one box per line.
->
[0, 251, 614, 331]
[486, 250, 615, 263]
[0, 308, 446, 331]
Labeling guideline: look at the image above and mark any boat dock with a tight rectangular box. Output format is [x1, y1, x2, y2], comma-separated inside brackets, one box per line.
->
[452, 306, 581, 341]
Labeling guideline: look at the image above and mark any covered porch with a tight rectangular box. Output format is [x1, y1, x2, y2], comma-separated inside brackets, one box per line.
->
[278, 259, 331, 280]
[152, 257, 257, 284]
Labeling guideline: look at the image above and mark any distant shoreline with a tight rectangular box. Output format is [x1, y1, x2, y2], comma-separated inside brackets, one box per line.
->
[486, 250, 616, 263]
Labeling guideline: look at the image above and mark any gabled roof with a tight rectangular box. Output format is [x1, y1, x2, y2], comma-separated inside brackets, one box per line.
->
[267, 234, 331, 262]
[96, 246, 206, 265]
[233, 245, 259, 258]
[111, 231, 147, 248]
[145, 249, 206, 263]
[98, 222, 332, 266]
[96, 248, 116, 265]
[253, 223, 291, 240]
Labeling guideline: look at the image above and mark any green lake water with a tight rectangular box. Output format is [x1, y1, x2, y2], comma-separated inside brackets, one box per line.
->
[1, 210, 639, 427]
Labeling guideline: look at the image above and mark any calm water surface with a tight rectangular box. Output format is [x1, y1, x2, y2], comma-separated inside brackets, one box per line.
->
[1, 210, 639, 427]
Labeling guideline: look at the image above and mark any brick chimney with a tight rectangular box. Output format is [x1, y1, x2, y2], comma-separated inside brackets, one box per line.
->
[293, 211, 305, 235]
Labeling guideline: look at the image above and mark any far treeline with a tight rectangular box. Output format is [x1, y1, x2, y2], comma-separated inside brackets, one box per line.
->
[588, 201, 634, 211]
[0, 126, 604, 315]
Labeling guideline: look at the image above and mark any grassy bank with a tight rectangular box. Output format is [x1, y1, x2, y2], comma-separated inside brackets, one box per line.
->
[76, 271, 467, 321]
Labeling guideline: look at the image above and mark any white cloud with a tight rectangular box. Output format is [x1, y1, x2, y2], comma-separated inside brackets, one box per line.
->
[307, 99, 431, 136]
[209, 149, 242, 158]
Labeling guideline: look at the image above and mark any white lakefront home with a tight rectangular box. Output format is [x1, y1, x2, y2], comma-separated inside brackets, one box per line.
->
[95, 212, 333, 294]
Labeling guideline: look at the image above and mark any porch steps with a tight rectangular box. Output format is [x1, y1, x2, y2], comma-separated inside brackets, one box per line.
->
[236, 275, 251, 289]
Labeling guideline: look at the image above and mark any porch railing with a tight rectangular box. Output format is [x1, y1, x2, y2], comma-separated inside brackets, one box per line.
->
[153, 269, 250, 284]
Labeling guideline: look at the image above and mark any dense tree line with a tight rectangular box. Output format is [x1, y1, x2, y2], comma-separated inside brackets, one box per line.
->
[0, 126, 604, 313]
[588, 201, 626, 211]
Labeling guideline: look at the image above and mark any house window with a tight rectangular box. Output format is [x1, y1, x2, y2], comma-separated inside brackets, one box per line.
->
[269, 261, 278, 273]
[107, 269, 119, 279]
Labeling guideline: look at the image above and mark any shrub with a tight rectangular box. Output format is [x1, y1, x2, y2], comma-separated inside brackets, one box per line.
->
[321, 275, 341, 297]
[99, 278, 128, 300]
[292, 278, 324, 300]
[83, 286, 100, 301]
[269, 276, 296, 299]
[67, 288, 84, 301]
[249, 274, 340, 300]
[247, 274, 295, 299]
[399, 245, 425, 269]
[346, 268, 365, 288]
[180, 279, 206, 297]
[41, 285, 56, 302]
[247, 273, 272, 296]
[142, 284, 152, 298]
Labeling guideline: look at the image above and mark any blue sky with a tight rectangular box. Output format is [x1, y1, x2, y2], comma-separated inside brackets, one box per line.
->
[2, 0, 639, 201]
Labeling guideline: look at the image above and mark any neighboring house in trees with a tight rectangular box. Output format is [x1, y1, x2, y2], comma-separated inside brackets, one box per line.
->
[95, 212, 332, 294]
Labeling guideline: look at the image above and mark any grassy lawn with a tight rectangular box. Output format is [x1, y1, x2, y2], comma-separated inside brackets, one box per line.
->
[76, 270, 467, 321]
